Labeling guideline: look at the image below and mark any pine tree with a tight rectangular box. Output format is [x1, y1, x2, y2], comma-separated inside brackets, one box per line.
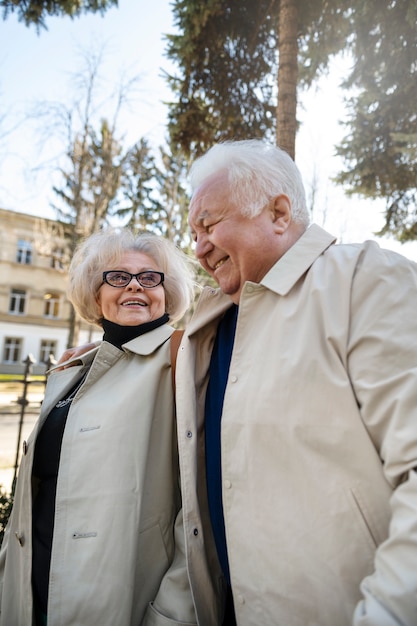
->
[165, 0, 417, 238]
[334, 0, 417, 241]
[0, 0, 117, 29]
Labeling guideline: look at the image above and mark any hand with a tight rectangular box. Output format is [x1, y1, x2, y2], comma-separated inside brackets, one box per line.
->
[57, 343, 97, 366]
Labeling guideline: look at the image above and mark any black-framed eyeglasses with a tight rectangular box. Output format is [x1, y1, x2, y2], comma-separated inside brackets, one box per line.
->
[102, 270, 165, 289]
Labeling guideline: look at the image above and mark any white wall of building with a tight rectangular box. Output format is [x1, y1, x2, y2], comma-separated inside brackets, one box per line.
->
[0, 322, 102, 374]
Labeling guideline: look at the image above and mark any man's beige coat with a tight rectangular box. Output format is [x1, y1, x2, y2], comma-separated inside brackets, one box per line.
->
[0, 325, 196, 626]
[175, 225, 417, 626]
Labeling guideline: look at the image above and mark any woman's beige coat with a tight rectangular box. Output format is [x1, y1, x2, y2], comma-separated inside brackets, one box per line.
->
[175, 225, 417, 626]
[0, 325, 196, 626]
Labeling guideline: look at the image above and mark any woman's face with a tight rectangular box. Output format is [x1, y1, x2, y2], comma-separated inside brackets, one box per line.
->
[96, 251, 166, 326]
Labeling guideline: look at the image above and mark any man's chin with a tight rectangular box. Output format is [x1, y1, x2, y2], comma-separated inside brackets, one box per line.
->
[218, 281, 240, 303]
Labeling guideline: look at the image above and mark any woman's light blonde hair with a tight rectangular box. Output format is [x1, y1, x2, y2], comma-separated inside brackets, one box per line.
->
[68, 228, 195, 326]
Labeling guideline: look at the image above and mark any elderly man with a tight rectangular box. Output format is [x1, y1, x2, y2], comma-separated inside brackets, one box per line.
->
[175, 139, 417, 625]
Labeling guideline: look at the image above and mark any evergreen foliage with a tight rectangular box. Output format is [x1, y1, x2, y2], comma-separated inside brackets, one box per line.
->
[165, 0, 279, 157]
[164, 0, 355, 157]
[0, 484, 13, 546]
[165, 0, 417, 240]
[0, 0, 117, 29]
[334, 0, 417, 242]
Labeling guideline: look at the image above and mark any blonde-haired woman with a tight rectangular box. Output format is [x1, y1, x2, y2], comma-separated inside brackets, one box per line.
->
[0, 229, 197, 626]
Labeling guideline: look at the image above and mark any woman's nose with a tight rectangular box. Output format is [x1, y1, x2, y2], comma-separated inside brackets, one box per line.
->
[127, 276, 144, 290]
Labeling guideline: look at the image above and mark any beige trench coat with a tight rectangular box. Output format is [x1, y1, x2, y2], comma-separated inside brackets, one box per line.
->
[175, 225, 417, 626]
[0, 325, 196, 626]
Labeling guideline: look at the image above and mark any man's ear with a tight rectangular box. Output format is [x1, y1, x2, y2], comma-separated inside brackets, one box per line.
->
[270, 194, 292, 234]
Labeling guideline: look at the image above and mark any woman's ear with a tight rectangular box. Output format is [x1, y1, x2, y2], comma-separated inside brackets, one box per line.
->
[270, 194, 292, 234]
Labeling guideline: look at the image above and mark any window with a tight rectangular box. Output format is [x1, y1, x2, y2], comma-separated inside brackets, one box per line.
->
[3, 337, 22, 364]
[9, 289, 27, 314]
[44, 293, 60, 318]
[16, 239, 32, 264]
[40, 339, 57, 364]
[51, 247, 65, 270]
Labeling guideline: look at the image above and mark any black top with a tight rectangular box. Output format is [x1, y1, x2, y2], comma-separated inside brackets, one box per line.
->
[102, 313, 169, 348]
[32, 382, 79, 614]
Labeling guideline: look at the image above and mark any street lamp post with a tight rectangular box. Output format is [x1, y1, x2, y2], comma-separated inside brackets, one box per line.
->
[12, 353, 36, 494]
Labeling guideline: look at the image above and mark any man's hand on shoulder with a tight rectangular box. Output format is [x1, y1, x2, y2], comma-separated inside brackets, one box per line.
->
[56, 342, 98, 368]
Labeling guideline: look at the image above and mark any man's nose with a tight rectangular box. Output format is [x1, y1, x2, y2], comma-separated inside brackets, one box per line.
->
[194, 233, 212, 259]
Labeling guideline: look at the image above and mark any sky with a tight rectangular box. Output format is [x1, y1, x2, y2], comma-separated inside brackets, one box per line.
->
[1, 0, 416, 262]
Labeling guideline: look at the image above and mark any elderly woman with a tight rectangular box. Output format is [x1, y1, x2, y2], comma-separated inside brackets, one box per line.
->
[0, 229, 197, 626]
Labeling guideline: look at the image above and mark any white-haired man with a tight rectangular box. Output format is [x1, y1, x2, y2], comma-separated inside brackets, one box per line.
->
[176, 139, 417, 625]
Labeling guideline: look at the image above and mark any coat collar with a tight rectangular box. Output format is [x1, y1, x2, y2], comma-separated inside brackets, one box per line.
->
[186, 288, 231, 337]
[261, 224, 336, 296]
[51, 324, 174, 372]
[41, 325, 173, 417]
[186, 224, 336, 336]
[79, 323, 173, 359]
[120, 323, 173, 356]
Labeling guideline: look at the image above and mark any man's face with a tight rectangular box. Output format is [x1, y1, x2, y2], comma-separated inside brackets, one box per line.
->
[189, 172, 285, 304]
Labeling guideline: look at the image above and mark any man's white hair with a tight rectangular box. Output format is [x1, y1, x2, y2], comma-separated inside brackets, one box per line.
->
[189, 139, 310, 227]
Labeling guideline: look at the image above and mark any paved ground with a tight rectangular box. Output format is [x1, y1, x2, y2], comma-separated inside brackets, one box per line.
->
[0, 384, 44, 493]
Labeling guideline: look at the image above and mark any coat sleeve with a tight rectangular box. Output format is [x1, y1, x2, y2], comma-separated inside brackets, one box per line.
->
[0, 513, 11, 615]
[141, 509, 197, 626]
[346, 243, 417, 625]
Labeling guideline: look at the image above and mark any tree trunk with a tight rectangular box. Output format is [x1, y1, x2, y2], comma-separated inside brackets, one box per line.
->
[276, 0, 299, 159]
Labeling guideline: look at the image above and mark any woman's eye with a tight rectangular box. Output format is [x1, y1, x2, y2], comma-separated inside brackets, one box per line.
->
[110, 273, 128, 283]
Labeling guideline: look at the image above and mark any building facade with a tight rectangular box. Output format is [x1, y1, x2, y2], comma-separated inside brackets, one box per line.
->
[0, 208, 101, 375]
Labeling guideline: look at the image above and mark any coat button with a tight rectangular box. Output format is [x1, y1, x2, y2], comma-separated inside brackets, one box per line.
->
[186, 430, 193, 438]
[23, 440, 28, 454]
[15, 532, 25, 546]
[193, 528, 198, 536]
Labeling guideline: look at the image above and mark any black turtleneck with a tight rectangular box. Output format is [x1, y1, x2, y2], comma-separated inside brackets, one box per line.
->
[101, 313, 169, 349]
